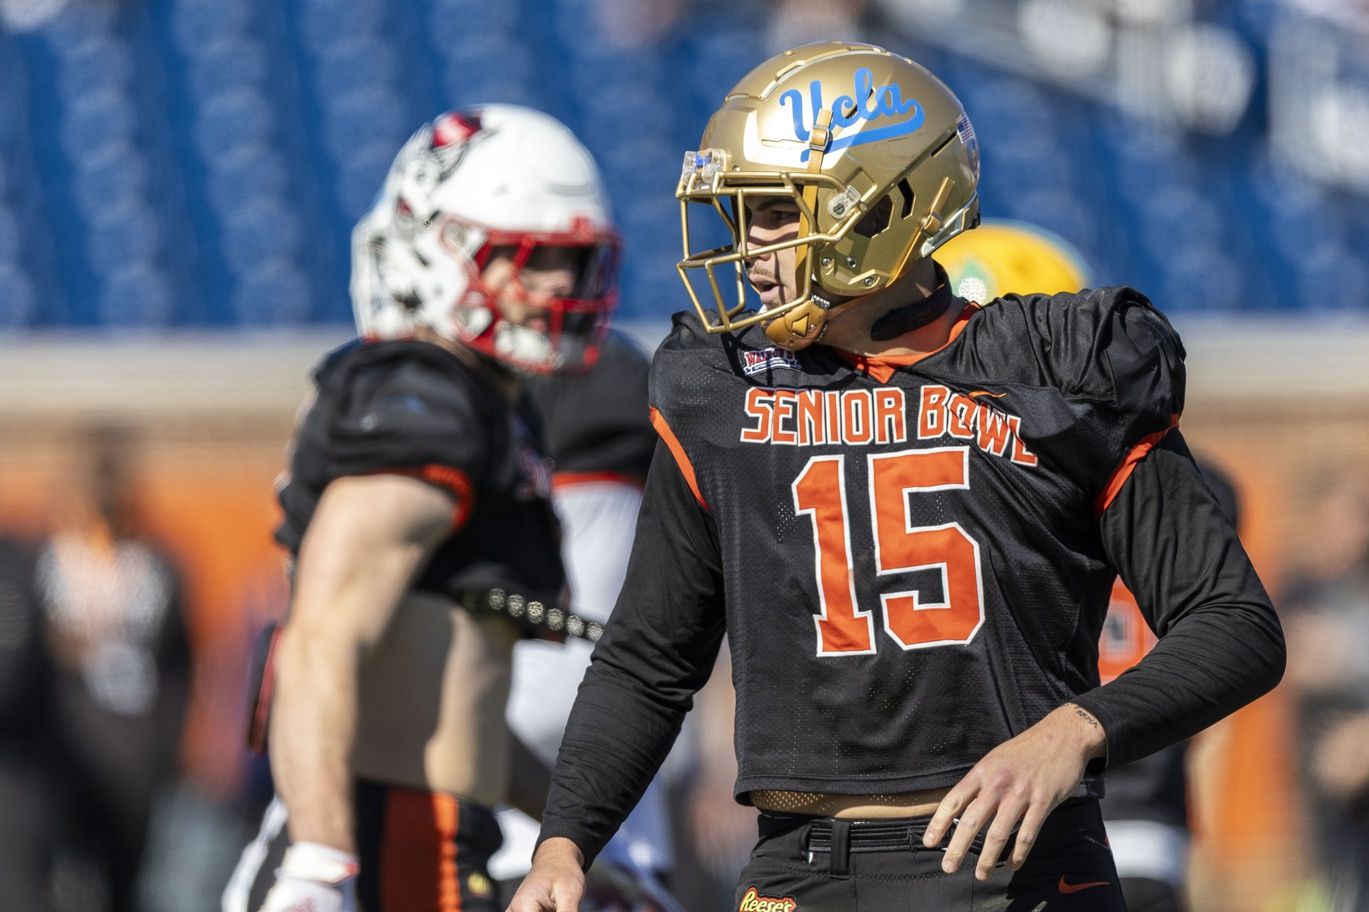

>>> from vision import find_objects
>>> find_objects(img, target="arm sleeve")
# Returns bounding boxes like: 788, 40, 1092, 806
536, 440, 727, 866
1073, 430, 1285, 768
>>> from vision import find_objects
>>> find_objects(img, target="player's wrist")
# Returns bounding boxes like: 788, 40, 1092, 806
1061, 703, 1107, 762
279, 841, 361, 885
534, 836, 587, 870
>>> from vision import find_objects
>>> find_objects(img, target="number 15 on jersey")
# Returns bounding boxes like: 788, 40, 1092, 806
792, 446, 986, 657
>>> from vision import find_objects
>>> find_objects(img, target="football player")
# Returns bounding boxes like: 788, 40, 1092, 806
38, 426, 191, 912
510, 42, 1284, 912
222, 105, 618, 912
491, 329, 680, 909
940, 220, 1242, 912
0, 533, 57, 912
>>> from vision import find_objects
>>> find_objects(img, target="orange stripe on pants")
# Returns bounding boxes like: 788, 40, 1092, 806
380, 788, 462, 911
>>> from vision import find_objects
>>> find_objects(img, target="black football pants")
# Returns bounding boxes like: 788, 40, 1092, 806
1119, 877, 1183, 912
735, 798, 1127, 912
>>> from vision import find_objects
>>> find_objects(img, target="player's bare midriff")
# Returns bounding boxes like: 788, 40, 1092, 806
749, 787, 953, 819
351, 590, 520, 808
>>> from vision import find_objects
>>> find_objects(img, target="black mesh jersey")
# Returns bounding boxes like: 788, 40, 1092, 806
526, 331, 654, 481
543, 287, 1283, 864
276, 339, 566, 611
647, 288, 1183, 798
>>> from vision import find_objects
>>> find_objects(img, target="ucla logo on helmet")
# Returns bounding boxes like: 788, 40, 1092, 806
779, 66, 925, 160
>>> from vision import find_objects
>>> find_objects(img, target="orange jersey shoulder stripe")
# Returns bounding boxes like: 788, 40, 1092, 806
649, 406, 708, 509
1094, 418, 1179, 516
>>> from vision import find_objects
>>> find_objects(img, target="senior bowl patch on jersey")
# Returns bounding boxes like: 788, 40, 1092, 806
739, 886, 798, 912
741, 346, 802, 377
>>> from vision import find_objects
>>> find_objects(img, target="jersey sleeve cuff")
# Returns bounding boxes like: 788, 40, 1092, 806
1068, 689, 1121, 771
534, 823, 602, 871
361, 465, 475, 528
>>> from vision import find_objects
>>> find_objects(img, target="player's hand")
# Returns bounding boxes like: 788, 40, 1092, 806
506, 837, 586, 912
257, 842, 359, 912
921, 703, 1106, 881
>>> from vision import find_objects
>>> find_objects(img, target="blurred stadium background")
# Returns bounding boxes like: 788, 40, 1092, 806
1, 0, 1367, 910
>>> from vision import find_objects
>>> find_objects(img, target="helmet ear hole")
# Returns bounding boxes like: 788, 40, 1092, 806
852, 194, 894, 239
896, 179, 915, 220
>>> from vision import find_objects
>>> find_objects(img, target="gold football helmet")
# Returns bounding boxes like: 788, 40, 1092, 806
935, 219, 1090, 303
676, 41, 980, 349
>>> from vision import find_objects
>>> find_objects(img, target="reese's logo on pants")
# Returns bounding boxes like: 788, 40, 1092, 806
739, 885, 798, 912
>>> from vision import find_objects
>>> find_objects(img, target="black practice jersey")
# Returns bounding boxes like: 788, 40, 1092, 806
541, 287, 1283, 864
643, 287, 1189, 800
276, 339, 566, 612
527, 331, 655, 482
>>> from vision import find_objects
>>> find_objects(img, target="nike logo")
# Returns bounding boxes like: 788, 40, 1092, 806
1058, 876, 1111, 895
967, 389, 1006, 399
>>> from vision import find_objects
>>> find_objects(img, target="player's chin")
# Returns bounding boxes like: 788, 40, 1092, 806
756, 285, 786, 309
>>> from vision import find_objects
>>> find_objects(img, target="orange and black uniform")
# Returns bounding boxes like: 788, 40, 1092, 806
526, 330, 656, 487
276, 339, 565, 612
538, 286, 1284, 911
241, 784, 505, 912
243, 338, 567, 912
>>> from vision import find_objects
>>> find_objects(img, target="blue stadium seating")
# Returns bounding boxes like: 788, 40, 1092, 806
0, 0, 1365, 331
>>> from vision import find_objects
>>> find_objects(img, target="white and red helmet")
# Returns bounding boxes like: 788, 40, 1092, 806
351, 104, 619, 373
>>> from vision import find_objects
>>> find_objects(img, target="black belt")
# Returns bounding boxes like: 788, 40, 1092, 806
805, 818, 934, 854
759, 812, 1021, 877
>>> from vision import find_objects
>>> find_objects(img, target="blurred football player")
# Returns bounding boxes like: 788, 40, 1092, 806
941, 219, 1232, 912
1094, 466, 1238, 912
490, 329, 680, 910
221, 105, 618, 912
511, 42, 1284, 912
1281, 475, 1369, 911
38, 424, 192, 912
0, 533, 58, 911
